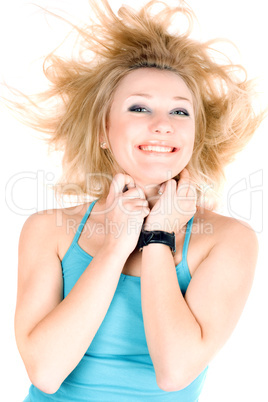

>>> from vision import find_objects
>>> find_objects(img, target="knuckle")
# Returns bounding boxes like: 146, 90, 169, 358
168, 179, 176, 188
137, 188, 145, 199
124, 187, 144, 199
124, 188, 137, 195
113, 173, 123, 181
165, 179, 174, 190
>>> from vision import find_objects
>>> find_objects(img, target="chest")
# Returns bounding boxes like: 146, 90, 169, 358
59, 215, 210, 278
75, 227, 190, 277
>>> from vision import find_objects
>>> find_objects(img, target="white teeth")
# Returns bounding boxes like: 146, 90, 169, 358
140, 145, 174, 152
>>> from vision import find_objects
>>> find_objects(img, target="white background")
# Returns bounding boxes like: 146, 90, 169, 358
1, 0, 267, 401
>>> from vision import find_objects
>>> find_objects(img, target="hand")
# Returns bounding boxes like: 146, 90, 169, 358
144, 168, 197, 233
103, 173, 150, 256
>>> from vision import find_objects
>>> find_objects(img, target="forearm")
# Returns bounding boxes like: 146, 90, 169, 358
25, 244, 127, 393
140, 243, 204, 391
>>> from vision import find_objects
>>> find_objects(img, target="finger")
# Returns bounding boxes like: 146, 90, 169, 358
162, 179, 177, 195
122, 186, 146, 199
177, 168, 191, 196
119, 199, 149, 216
123, 199, 149, 208
123, 181, 136, 193
109, 173, 136, 200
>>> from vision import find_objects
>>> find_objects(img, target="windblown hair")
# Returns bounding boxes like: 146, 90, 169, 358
8, 0, 264, 207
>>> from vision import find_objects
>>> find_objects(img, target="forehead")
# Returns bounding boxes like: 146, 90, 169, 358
113, 68, 193, 101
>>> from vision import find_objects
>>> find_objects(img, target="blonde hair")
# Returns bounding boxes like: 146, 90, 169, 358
6, 0, 264, 207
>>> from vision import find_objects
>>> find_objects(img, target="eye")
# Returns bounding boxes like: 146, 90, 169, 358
128, 105, 149, 113
171, 109, 190, 116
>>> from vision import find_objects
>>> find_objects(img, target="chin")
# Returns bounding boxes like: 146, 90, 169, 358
121, 163, 182, 186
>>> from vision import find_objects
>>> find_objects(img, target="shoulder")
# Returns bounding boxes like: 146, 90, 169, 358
195, 206, 258, 245
192, 207, 258, 271
19, 203, 92, 254
193, 207, 258, 276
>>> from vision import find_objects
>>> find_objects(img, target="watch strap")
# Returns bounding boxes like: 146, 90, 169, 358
138, 230, 176, 254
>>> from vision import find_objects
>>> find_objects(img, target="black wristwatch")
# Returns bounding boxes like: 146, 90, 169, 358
137, 230, 176, 254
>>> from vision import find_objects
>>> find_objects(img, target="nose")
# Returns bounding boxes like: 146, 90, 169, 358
149, 114, 174, 134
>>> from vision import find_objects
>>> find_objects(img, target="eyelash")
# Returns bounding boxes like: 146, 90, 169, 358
128, 105, 190, 116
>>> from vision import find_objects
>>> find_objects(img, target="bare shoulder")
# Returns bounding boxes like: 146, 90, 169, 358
187, 207, 258, 278
193, 206, 259, 273
20, 203, 92, 256
195, 206, 257, 242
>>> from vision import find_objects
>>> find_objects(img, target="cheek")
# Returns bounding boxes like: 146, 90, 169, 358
107, 121, 121, 145
107, 125, 128, 163
108, 120, 135, 150
180, 121, 195, 144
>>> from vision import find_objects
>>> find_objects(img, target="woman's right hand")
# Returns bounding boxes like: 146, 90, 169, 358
103, 173, 150, 256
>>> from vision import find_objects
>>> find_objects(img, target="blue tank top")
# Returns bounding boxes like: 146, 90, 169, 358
25, 199, 208, 401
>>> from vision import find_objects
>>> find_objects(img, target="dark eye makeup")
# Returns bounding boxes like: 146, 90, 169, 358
128, 105, 149, 113
171, 109, 190, 116
128, 105, 190, 116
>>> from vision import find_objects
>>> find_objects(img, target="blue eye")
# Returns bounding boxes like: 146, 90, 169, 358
128, 105, 189, 116
171, 109, 190, 116
128, 105, 149, 113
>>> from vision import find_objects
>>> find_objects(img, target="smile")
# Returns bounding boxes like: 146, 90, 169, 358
139, 145, 174, 152
137, 144, 178, 154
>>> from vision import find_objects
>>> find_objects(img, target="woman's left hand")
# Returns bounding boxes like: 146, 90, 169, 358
143, 168, 197, 233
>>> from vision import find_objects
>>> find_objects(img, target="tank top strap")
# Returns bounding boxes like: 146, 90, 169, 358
72, 199, 99, 244
181, 215, 194, 263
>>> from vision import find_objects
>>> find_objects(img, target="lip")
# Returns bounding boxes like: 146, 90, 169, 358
135, 142, 180, 154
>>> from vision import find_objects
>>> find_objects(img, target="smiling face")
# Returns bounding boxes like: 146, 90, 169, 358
105, 68, 195, 186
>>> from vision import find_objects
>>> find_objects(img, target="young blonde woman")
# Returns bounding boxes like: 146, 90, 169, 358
14, 1, 263, 400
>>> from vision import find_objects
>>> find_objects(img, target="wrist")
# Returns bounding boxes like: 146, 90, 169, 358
142, 242, 174, 255
138, 229, 176, 255
100, 240, 130, 262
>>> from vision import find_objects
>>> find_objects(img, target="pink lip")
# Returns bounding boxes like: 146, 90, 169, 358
135, 143, 179, 153
136, 140, 176, 146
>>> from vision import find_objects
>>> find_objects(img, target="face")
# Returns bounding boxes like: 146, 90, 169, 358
105, 68, 195, 186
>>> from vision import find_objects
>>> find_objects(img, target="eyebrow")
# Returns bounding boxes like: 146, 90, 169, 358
127, 93, 192, 103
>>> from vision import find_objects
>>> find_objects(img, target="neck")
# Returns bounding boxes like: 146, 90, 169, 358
135, 182, 162, 209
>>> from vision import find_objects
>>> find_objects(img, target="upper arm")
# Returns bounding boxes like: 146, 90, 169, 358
185, 218, 258, 358
15, 211, 63, 355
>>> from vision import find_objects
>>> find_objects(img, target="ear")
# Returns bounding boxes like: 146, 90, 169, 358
99, 133, 108, 149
